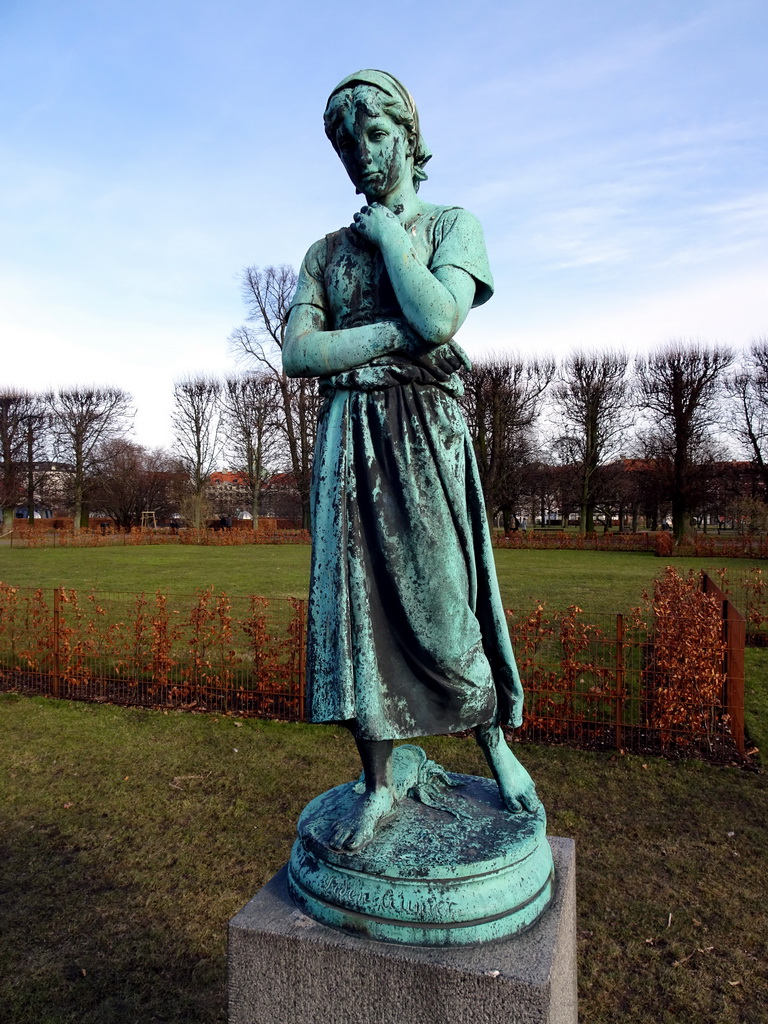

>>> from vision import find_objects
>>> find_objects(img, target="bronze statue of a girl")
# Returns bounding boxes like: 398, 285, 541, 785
283, 70, 540, 852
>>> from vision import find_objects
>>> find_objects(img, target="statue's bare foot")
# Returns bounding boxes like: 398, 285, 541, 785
494, 751, 541, 814
475, 724, 542, 815
329, 787, 395, 851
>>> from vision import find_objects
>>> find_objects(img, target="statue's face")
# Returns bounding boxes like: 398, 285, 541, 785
334, 91, 412, 200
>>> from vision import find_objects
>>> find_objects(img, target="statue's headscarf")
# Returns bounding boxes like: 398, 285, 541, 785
324, 69, 432, 190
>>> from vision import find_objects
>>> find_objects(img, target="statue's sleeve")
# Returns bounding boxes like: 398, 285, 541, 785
429, 208, 494, 308
289, 239, 328, 314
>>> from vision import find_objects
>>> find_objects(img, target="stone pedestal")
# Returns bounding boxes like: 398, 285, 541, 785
228, 837, 577, 1024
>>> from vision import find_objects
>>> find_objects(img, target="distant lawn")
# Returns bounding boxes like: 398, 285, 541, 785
1, 694, 765, 1024
0, 545, 313, 599
492, 549, 766, 614
0, 544, 763, 614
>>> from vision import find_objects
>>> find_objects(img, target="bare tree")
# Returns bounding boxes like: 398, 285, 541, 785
523, 459, 570, 529
460, 353, 554, 529
49, 386, 133, 531
229, 265, 319, 529
171, 374, 222, 529
0, 390, 41, 529
729, 337, 768, 493
21, 395, 53, 522
636, 340, 733, 542
89, 440, 186, 530
221, 372, 281, 528
551, 350, 630, 534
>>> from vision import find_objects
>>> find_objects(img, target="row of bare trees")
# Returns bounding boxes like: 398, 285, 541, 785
170, 372, 287, 530
0, 386, 137, 532
1, 267, 308, 532
0, 374, 289, 533
228, 265, 766, 543
460, 341, 766, 542
4, 262, 761, 540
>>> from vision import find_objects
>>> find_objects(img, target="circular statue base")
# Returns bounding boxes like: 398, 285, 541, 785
288, 766, 554, 947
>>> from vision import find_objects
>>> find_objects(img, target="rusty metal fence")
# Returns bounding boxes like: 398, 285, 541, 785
700, 566, 768, 647
0, 572, 745, 761
4, 525, 310, 548
508, 576, 744, 759
0, 586, 305, 719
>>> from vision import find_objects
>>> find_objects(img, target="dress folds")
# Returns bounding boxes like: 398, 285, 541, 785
291, 206, 524, 740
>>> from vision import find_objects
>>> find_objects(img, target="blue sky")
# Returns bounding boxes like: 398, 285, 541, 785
1, 0, 766, 449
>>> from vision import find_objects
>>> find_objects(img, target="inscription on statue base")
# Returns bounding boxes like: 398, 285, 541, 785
288, 772, 555, 946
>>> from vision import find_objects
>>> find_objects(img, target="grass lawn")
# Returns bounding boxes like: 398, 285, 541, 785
744, 648, 768, 755
1, 694, 765, 1024
0, 544, 763, 613
0, 545, 313, 599
492, 549, 765, 614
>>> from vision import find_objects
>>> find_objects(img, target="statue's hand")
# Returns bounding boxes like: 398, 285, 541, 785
389, 317, 425, 354
352, 203, 405, 249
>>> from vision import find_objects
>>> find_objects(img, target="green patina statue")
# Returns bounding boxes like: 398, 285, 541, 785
282, 71, 552, 944
283, 69, 540, 850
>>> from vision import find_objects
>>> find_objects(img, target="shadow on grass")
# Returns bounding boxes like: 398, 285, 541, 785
0, 821, 224, 1024
2, 696, 767, 1024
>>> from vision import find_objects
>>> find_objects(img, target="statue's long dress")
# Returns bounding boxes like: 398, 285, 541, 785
291, 206, 524, 740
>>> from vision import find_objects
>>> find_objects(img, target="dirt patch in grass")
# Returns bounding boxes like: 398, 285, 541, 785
1, 695, 766, 1023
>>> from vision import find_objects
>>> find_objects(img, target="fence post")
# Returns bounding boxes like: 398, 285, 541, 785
614, 613, 624, 751
702, 573, 746, 757
724, 599, 746, 757
52, 588, 61, 698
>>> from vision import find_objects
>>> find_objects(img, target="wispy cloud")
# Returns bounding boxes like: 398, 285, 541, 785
483, 15, 721, 98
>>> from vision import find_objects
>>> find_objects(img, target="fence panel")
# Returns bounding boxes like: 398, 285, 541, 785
0, 587, 306, 721
6, 523, 310, 548
509, 589, 742, 760
0, 577, 745, 761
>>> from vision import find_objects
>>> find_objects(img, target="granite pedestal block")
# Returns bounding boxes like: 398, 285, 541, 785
228, 837, 577, 1024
